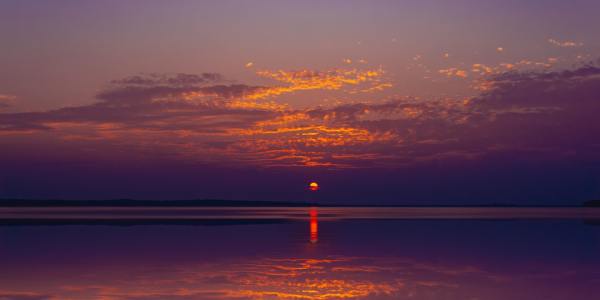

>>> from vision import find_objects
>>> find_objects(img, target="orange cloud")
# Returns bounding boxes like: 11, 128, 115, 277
248, 67, 386, 99
439, 68, 468, 78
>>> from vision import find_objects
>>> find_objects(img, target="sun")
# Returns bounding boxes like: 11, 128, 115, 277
308, 181, 319, 192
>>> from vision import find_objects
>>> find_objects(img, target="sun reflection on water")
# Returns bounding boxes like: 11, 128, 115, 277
310, 208, 318, 244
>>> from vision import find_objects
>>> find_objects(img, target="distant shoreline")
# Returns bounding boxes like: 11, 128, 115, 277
0, 199, 596, 207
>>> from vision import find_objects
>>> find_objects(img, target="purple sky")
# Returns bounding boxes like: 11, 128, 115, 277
1, 0, 600, 204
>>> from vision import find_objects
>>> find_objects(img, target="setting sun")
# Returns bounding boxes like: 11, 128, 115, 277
309, 181, 319, 192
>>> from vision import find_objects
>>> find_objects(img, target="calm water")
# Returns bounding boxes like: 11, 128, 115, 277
1, 207, 600, 300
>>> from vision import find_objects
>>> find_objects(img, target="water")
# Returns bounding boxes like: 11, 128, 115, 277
1, 207, 599, 299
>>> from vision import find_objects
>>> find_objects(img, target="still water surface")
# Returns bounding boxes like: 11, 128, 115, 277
1, 207, 599, 299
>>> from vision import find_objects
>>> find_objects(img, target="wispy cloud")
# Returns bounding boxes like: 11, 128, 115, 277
438, 68, 468, 78
548, 38, 583, 47
248, 67, 389, 100
0, 290, 54, 300
0, 94, 16, 110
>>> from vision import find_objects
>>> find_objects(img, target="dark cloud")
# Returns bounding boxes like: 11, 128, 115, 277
114, 293, 233, 300
0, 292, 53, 300
109, 73, 223, 87
0, 73, 275, 133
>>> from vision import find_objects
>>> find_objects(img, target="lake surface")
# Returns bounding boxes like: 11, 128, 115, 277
1, 207, 599, 299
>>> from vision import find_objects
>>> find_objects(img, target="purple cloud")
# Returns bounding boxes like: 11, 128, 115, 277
0, 94, 16, 110
0, 65, 599, 170
0, 74, 274, 133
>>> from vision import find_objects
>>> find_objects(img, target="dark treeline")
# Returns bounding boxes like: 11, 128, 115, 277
0, 199, 594, 207
0, 199, 317, 207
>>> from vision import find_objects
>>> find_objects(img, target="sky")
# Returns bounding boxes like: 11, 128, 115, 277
1, 0, 600, 204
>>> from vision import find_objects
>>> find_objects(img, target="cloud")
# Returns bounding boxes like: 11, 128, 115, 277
437, 59, 557, 83
0, 73, 275, 133
0, 291, 53, 300
299, 65, 600, 166
109, 73, 223, 86
438, 68, 468, 78
249, 67, 389, 99
548, 38, 583, 48
0, 94, 16, 110
1, 65, 599, 169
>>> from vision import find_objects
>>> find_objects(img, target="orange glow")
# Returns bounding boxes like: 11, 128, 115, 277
438, 68, 468, 78
246, 67, 386, 100
310, 208, 318, 243
309, 181, 319, 191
